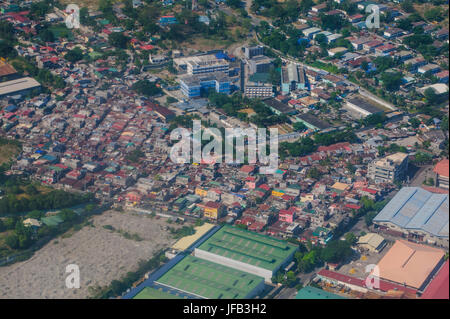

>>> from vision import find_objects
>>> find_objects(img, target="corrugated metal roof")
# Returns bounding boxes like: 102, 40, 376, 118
374, 187, 449, 238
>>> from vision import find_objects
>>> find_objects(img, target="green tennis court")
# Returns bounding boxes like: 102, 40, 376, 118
133, 287, 182, 299
156, 255, 265, 299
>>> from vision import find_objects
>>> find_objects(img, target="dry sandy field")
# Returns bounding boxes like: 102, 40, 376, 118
0, 210, 178, 299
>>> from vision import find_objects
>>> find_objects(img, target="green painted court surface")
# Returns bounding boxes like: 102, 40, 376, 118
41, 215, 63, 227
133, 287, 182, 299
196, 225, 297, 271
155, 255, 264, 299
295, 286, 346, 299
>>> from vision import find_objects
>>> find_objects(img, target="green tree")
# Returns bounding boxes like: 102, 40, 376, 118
424, 87, 439, 105
108, 32, 130, 49
381, 72, 403, 91
401, 0, 415, 13
25, 184, 39, 196
39, 29, 55, 42
110, 279, 126, 296
307, 167, 322, 180
424, 7, 444, 22
131, 80, 162, 97
409, 117, 421, 128
5, 234, 19, 249
321, 240, 353, 264
293, 122, 307, 132
64, 47, 84, 63
345, 232, 357, 246
364, 211, 377, 227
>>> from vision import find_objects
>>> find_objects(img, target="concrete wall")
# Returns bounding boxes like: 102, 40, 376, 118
194, 248, 274, 282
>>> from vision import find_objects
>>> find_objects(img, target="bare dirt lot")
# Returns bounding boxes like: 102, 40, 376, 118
59, 0, 101, 10
0, 210, 178, 299
0, 144, 19, 166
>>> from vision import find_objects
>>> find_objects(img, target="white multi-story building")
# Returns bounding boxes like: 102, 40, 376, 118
368, 152, 409, 184
244, 83, 274, 98
174, 54, 229, 75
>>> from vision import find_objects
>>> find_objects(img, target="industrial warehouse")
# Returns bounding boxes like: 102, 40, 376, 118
373, 187, 449, 248
374, 240, 446, 292
0, 77, 41, 98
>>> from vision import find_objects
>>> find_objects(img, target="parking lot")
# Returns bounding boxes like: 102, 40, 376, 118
337, 239, 394, 280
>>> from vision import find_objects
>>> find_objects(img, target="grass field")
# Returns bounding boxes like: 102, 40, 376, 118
49, 25, 74, 40
0, 144, 19, 166
185, 37, 235, 52
414, 3, 449, 27
59, 0, 101, 10
133, 287, 182, 299
59, 0, 125, 10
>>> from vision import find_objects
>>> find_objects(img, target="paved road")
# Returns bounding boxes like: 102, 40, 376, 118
274, 287, 297, 299
273, 268, 321, 299
409, 164, 434, 187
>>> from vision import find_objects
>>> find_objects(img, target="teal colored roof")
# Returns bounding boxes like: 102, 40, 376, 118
296, 286, 346, 299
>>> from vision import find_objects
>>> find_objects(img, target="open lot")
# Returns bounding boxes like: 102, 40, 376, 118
0, 144, 19, 166
338, 240, 394, 280
0, 210, 179, 299
59, 0, 101, 10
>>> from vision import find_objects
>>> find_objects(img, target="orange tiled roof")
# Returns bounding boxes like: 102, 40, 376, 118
375, 240, 445, 289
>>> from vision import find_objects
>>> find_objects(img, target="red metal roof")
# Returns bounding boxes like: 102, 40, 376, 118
318, 269, 365, 287
433, 159, 449, 178
421, 186, 449, 194
319, 269, 417, 295
361, 187, 378, 195
345, 203, 361, 210
140, 45, 154, 50
421, 260, 449, 299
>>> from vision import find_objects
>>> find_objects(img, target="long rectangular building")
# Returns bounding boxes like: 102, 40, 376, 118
194, 225, 298, 282
174, 54, 229, 75
281, 63, 307, 94
180, 72, 231, 98
373, 187, 449, 247
0, 77, 41, 98
344, 96, 384, 119
244, 83, 274, 98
